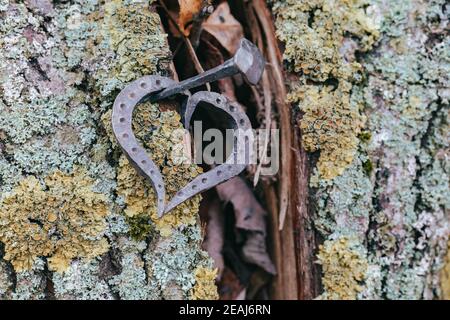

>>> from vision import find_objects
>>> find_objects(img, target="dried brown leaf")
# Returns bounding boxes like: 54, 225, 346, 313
218, 267, 245, 300
216, 177, 276, 275
235, 288, 247, 300
202, 2, 244, 54
178, 0, 203, 36
242, 232, 276, 275
216, 177, 266, 233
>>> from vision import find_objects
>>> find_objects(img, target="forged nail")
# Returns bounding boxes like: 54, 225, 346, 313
149, 38, 265, 103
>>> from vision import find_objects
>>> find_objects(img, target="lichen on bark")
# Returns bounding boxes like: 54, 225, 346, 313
0, 168, 109, 273
274, 0, 379, 180
273, 0, 449, 299
0, 0, 214, 300
317, 237, 368, 300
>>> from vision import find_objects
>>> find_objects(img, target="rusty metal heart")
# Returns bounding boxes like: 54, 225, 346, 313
112, 76, 252, 217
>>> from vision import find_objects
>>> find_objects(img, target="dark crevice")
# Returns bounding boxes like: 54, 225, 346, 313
98, 243, 122, 300
306, 77, 339, 91
98, 250, 122, 280
307, 9, 315, 28
40, 16, 51, 34
28, 218, 44, 228
43, 261, 56, 300
28, 57, 50, 81
411, 99, 445, 216
74, 70, 91, 93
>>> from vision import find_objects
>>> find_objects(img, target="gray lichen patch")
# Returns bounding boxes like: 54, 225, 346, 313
362, 0, 449, 299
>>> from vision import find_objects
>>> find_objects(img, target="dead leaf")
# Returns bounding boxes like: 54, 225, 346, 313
216, 177, 266, 233
202, 2, 244, 54
218, 267, 246, 300
235, 288, 247, 300
216, 177, 276, 275
178, 0, 203, 36
242, 232, 276, 275
247, 269, 271, 299
202, 198, 225, 279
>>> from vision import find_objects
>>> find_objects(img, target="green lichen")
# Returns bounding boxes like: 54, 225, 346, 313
311, 153, 373, 239
145, 227, 214, 299
11, 258, 46, 300
0, 259, 12, 298
274, 0, 449, 300
362, 159, 373, 176
190, 267, 219, 300
0, 3, 99, 179
94, 0, 171, 99
0, 0, 213, 299
109, 238, 152, 300
358, 131, 372, 143
0, 168, 110, 273
317, 237, 368, 300
275, 0, 379, 180
362, 0, 449, 299
126, 214, 154, 241
52, 259, 114, 300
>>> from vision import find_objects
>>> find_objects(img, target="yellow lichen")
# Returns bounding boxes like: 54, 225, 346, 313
317, 237, 368, 300
275, 0, 379, 179
440, 240, 450, 300
101, 0, 171, 82
190, 267, 219, 300
0, 168, 109, 273
96, 0, 201, 238
289, 83, 365, 179
110, 102, 202, 237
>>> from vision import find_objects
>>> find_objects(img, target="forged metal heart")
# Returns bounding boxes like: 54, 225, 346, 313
164, 91, 252, 214
112, 76, 252, 217
111, 75, 189, 217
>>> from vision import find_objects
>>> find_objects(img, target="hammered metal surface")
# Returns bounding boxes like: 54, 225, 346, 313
112, 75, 188, 217
149, 39, 265, 102
164, 91, 252, 214
112, 39, 263, 217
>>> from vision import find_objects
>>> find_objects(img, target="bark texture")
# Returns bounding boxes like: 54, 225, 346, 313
273, 0, 449, 299
0, 0, 216, 300
0, 0, 448, 300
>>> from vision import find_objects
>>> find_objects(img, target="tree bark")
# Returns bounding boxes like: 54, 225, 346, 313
0, 0, 215, 300
0, 0, 448, 300
271, 0, 449, 299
